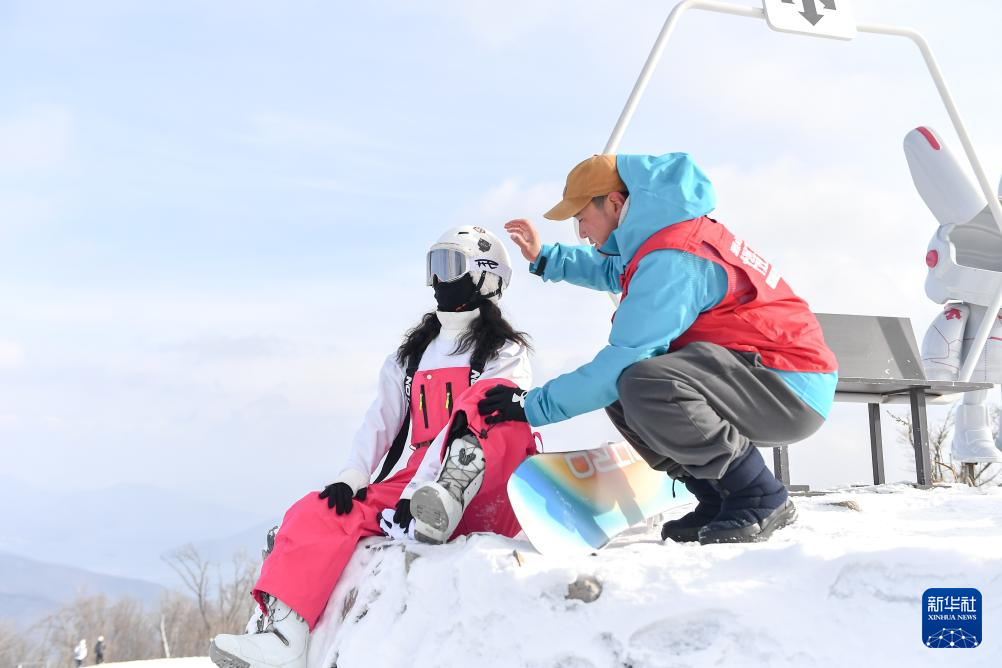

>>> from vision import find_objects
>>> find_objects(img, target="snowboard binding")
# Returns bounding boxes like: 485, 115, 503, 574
411, 412, 486, 544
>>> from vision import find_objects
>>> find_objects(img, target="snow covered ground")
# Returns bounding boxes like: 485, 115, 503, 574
309, 484, 1002, 667
101, 659, 213, 668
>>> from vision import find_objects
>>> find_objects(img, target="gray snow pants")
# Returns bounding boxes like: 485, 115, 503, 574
605, 341, 825, 481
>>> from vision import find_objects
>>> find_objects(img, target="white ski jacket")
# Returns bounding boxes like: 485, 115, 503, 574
333, 309, 532, 498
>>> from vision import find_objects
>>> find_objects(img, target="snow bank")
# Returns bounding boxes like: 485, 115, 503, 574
99, 659, 213, 668
311, 484, 1002, 667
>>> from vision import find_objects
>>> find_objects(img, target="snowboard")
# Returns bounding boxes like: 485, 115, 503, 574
507, 441, 695, 555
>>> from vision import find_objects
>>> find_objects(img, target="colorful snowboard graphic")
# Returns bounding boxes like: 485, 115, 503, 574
507, 441, 695, 555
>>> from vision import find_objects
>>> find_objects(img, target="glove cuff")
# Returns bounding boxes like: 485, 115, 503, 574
332, 468, 369, 495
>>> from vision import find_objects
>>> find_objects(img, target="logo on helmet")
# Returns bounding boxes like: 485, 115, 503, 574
478, 238, 492, 252
475, 259, 499, 269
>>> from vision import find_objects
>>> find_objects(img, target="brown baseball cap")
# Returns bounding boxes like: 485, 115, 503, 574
543, 154, 626, 221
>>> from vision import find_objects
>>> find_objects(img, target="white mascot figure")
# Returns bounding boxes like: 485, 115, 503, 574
904, 126, 1002, 463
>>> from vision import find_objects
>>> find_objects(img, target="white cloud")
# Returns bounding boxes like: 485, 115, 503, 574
0, 106, 73, 238
0, 340, 26, 368
0, 105, 74, 172
457, 177, 564, 227
0, 192, 59, 238
162, 335, 300, 362
239, 113, 371, 152
395, 0, 659, 53
709, 156, 934, 318
682, 58, 916, 137
397, 0, 562, 48
0, 279, 414, 418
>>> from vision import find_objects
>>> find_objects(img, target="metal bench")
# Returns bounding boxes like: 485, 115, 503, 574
772, 313, 992, 488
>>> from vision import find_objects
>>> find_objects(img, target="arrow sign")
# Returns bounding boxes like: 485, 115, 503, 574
780, 0, 838, 24
800, 0, 823, 25
763, 0, 856, 40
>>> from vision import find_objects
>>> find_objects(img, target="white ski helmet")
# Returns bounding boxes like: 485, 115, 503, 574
426, 226, 512, 302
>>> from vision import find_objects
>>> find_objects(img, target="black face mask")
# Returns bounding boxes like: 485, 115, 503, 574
433, 274, 484, 312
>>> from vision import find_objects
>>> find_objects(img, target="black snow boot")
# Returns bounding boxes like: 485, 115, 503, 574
661, 477, 722, 543
697, 446, 795, 545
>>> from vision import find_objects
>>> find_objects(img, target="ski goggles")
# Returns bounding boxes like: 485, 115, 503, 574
426, 248, 510, 286
426, 248, 470, 285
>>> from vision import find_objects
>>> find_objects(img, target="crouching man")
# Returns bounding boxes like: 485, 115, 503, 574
480, 153, 837, 544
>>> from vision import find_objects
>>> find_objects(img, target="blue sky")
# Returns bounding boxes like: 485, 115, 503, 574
3, 0, 1002, 510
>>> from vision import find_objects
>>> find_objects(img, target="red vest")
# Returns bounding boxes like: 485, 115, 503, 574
409, 366, 472, 443
620, 216, 837, 373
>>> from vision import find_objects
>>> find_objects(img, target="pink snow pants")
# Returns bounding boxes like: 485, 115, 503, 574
253, 379, 537, 630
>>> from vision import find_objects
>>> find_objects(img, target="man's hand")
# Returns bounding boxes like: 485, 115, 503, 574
504, 219, 542, 263
478, 385, 528, 424
319, 482, 368, 515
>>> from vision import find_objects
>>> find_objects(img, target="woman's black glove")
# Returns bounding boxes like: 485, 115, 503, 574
393, 499, 413, 526
478, 385, 528, 424
318, 483, 368, 515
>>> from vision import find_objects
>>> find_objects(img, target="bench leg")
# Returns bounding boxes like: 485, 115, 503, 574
773, 446, 791, 486
867, 403, 885, 485
909, 387, 933, 487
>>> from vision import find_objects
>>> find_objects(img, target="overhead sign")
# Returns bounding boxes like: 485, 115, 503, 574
763, 0, 857, 41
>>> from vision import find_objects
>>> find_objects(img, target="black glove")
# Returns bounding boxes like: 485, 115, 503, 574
318, 483, 368, 515
478, 385, 528, 424
393, 499, 413, 526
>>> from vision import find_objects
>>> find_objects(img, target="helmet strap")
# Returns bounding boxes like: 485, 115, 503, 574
479, 274, 503, 300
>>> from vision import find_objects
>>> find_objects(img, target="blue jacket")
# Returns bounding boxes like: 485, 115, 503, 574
524, 153, 836, 427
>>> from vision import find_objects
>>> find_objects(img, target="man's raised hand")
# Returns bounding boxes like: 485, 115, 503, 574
504, 219, 542, 263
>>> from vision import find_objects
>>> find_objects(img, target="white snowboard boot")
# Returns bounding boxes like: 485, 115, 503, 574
210, 596, 308, 668
952, 403, 1002, 463
411, 432, 486, 544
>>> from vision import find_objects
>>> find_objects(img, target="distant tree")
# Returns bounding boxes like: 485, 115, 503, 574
0, 619, 45, 668
42, 593, 160, 666
157, 590, 213, 657
889, 405, 1002, 486
162, 545, 259, 651
13, 546, 260, 667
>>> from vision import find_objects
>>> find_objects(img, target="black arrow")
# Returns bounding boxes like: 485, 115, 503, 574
800, 0, 824, 25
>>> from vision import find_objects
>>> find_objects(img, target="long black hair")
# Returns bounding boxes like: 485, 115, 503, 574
395, 299, 532, 368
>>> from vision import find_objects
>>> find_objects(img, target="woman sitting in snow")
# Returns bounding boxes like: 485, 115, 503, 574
210, 226, 537, 668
